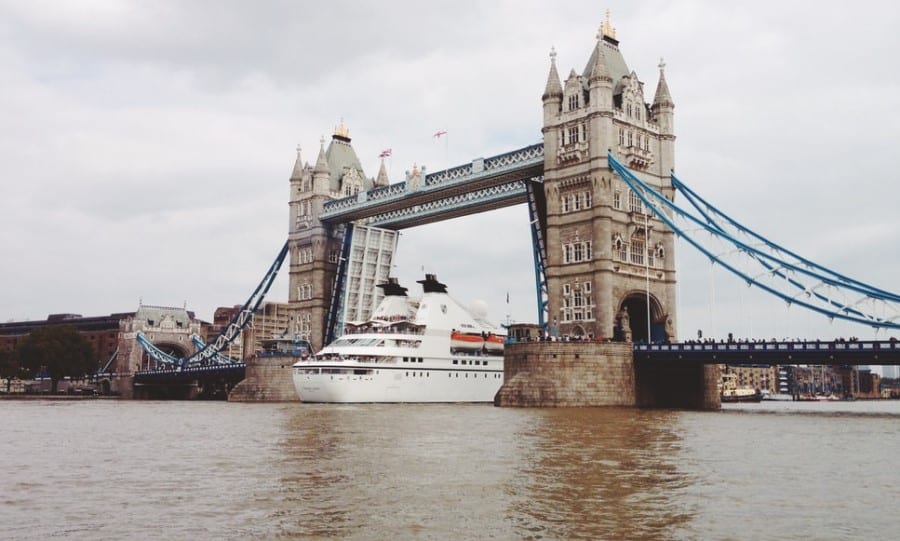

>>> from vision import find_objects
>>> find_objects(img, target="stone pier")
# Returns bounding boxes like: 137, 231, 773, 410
495, 341, 720, 409
228, 356, 299, 402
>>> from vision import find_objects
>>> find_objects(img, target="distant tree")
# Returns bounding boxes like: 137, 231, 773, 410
0, 349, 21, 392
16, 325, 96, 393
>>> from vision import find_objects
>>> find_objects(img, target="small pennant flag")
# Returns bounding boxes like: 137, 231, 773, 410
433, 130, 447, 138
379, 148, 392, 158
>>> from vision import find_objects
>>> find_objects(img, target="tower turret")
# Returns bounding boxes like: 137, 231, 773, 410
651, 58, 675, 177
542, 48, 563, 163
651, 58, 674, 131
288, 144, 310, 234
542, 47, 563, 120
588, 36, 614, 111
312, 137, 330, 195
290, 144, 304, 181
375, 158, 389, 188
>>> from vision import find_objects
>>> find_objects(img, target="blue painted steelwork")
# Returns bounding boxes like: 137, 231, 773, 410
96, 348, 118, 375
672, 174, 900, 303
525, 178, 549, 331
136, 332, 181, 367
635, 339, 900, 365
324, 224, 354, 345
608, 153, 900, 329
320, 143, 544, 223
367, 179, 529, 228
191, 334, 240, 364
136, 241, 290, 370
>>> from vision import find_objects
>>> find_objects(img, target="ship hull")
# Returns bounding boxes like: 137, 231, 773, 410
293, 359, 503, 403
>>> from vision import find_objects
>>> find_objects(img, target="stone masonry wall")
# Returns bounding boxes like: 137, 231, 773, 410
228, 356, 299, 402
495, 342, 636, 407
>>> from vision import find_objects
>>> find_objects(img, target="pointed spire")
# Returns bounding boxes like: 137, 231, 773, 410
375, 158, 389, 187
652, 57, 674, 107
589, 36, 612, 83
600, 9, 616, 41
290, 144, 304, 179
542, 47, 563, 100
314, 136, 329, 174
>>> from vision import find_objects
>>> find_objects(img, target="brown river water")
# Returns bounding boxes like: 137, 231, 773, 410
2, 399, 899, 540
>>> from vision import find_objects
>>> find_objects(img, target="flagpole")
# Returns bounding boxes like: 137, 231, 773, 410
505, 290, 511, 327
433, 130, 448, 170
379, 148, 393, 181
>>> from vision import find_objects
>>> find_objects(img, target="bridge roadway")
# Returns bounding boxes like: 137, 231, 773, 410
133, 364, 246, 399
318, 143, 544, 229
634, 340, 900, 365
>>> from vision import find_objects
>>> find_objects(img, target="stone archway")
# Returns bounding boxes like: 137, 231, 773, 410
616, 292, 666, 344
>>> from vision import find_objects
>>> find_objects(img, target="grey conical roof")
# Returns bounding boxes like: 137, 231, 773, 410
543, 48, 563, 100
313, 139, 329, 175
582, 36, 630, 94
375, 158, 389, 187
290, 145, 304, 179
325, 135, 369, 192
589, 39, 612, 83
652, 63, 674, 107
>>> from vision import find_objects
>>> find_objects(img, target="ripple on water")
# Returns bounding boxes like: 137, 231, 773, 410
2, 400, 899, 540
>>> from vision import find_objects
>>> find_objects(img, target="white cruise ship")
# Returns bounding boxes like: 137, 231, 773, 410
292, 274, 505, 403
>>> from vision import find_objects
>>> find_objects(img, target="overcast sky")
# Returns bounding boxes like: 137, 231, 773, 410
2, 1, 899, 342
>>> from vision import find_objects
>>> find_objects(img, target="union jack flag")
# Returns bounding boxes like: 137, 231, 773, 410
379, 148, 392, 158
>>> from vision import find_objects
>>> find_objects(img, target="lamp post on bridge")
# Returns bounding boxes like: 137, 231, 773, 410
645, 206, 651, 343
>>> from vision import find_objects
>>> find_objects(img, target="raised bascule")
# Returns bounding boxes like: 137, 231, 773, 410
133, 15, 900, 407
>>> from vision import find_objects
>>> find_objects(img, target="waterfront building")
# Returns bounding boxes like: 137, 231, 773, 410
0, 305, 207, 376
723, 364, 779, 394
0, 312, 127, 373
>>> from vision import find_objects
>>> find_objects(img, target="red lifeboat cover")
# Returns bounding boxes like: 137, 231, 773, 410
450, 332, 484, 350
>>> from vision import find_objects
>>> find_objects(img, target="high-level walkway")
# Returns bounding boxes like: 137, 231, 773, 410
319, 143, 544, 228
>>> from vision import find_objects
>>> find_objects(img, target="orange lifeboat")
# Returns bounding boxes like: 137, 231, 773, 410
450, 331, 484, 351
484, 334, 505, 354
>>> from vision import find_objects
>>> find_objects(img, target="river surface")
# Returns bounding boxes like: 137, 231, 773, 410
2, 399, 899, 540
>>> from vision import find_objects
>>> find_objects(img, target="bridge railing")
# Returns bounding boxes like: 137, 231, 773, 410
134, 363, 246, 378
634, 340, 900, 354
321, 143, 544, 218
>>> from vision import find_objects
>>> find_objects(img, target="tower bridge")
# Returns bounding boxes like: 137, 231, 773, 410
131, 15, 900, 408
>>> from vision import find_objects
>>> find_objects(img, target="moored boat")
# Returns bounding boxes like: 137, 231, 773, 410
720, 373, 762, 403
760, 390, 793, 401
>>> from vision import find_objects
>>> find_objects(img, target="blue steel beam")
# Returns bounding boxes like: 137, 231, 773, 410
608, 152, 900, 330
320, 143, 544, 227
324, 224, 354, 344
368, 179, 533, 229
136, 241, 290, 370
525, 178, 549, 331
191, 334, 240, 365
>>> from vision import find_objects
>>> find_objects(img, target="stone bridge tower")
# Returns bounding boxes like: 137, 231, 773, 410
287, 122, 390, 351
541, 16, 677, 343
